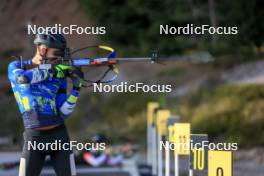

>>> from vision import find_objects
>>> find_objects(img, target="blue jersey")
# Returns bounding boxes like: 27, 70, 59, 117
8, 60, 79, 129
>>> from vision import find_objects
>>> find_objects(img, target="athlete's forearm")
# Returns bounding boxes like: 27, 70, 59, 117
8, 61, 50, 84
59, 89, 79, 118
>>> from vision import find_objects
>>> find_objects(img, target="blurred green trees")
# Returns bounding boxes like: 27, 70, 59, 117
80, 0, 263, 56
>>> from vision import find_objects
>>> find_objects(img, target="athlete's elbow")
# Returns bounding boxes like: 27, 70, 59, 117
8, 62, 26, 83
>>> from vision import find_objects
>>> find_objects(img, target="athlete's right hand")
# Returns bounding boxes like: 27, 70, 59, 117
52, 64, 73, 78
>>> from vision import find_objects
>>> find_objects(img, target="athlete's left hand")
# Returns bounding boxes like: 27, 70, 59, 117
70, 69, 84, 91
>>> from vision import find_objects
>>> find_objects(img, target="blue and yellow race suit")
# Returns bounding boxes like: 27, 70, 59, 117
8, 59, 79, 129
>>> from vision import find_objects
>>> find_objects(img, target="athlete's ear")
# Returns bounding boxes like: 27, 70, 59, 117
37, 45, 47, 56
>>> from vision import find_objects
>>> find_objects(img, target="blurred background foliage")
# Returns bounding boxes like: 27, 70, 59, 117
174, 85, 264, 147
80, 0, 264, 57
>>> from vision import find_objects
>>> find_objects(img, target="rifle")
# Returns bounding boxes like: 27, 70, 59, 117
19, 45, 158, 87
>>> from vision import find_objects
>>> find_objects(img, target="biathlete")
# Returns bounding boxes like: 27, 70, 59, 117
8, 31, 83, 176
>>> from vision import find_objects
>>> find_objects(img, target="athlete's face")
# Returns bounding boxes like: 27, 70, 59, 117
34, 45, 63, 65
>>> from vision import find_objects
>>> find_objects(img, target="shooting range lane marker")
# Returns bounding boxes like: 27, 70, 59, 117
173, 123, 191, 176
165, 116, 179, 176
152, 107, 161, 176
152, 123, 158, 175
156, 110, 171, 176
173, 123, 191, 155
147, 102, 159, 166
152, 107, 164, 176
208, 150, 233, 176
189, 134, 209, 176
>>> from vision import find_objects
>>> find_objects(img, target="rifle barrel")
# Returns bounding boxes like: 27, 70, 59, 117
115, 57, 152, 61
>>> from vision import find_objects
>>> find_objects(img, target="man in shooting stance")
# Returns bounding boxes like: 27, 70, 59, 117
8, 31, 83, 176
